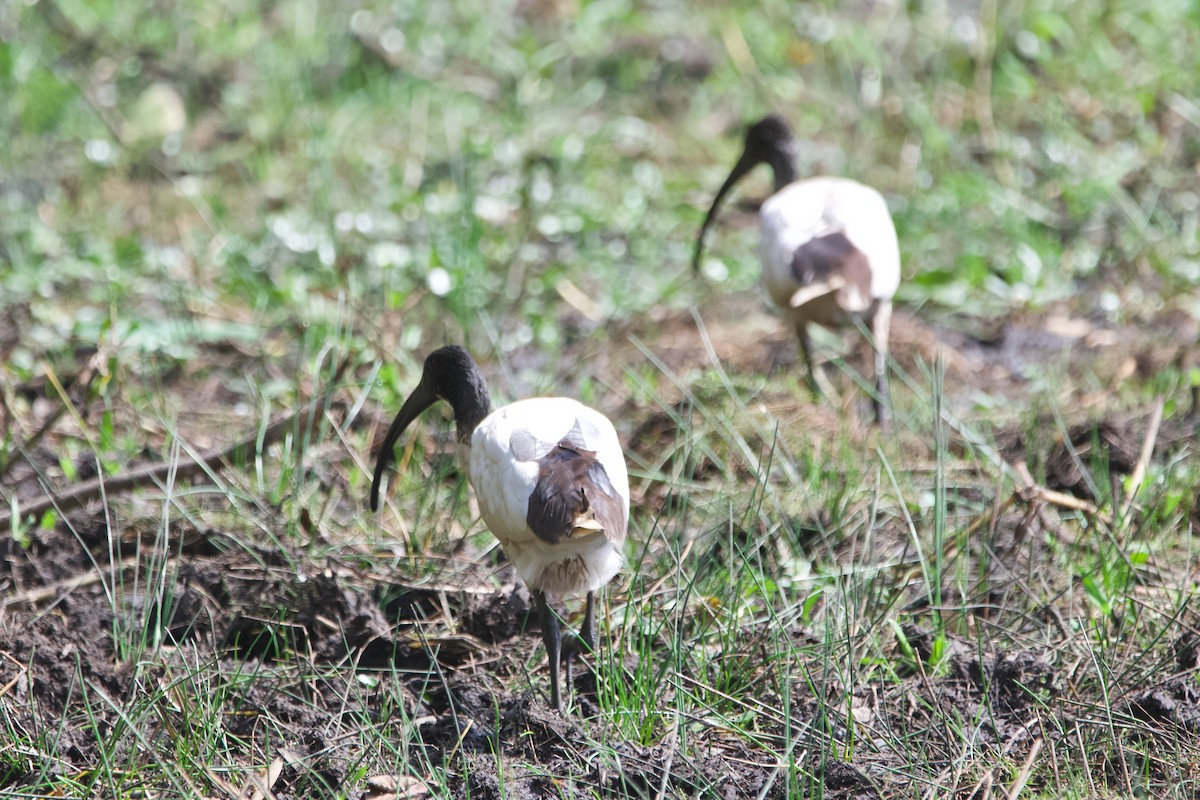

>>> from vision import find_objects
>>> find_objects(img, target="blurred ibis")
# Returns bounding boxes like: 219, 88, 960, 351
370, 346, 629, 711
693, 114, 900, 426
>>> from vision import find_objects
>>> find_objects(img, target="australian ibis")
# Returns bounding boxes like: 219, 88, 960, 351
693, 114, 901, 426
369, 346, 630, 711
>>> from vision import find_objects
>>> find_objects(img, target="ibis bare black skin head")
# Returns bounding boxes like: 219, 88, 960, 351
691, 113, 901, 427
370, 345, 630, 712
369, 345, 491, 513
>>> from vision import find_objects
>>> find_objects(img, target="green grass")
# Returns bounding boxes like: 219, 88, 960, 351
3, 0, 1200, 797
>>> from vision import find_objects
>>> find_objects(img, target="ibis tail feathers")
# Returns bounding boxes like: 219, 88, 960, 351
789, 277, 845, 309
572, 516, 605, 534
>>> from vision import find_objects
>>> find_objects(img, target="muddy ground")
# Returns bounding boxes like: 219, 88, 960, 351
2, 294, 1199, 798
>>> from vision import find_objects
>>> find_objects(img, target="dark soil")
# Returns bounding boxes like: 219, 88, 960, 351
0, 513, 787, 798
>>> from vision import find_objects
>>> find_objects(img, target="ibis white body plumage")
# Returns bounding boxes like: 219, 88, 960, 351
467, 397, 629, 597
370, 346, 629, 712
758, 178, 900, 319
694, 115, 900, 425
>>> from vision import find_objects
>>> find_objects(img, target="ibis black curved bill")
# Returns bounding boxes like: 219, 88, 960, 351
369, 380, 439, 511
692, 149, 759, 274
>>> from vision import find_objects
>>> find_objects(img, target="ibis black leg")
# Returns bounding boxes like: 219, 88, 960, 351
563, 592, 597, 703
870, 301, 893, 429
535, 590, 563, 712
796, 323, 821, 398
581, 591, 598, 652
564, 636, 574, 698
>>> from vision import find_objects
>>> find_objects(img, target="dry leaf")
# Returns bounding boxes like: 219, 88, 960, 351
364, 774, 432, 799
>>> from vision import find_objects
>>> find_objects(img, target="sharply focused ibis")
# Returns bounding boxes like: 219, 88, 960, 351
369, 346, 630, 711
693, 114, 901, 426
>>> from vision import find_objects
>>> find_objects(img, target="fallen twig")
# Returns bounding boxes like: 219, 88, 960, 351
1, 356, 351, 531
1006, 736, 1042, 799
1012, 460, 1113, 530
1, 398, 340, 531
1118, 397, 1164, 529
2, 555, 143, 609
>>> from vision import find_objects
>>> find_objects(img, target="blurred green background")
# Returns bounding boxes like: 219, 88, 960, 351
4, 0, 1198, 394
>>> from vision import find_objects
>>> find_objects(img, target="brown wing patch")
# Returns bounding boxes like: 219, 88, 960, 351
790, 232, 872, 300
526, 441, 625, 545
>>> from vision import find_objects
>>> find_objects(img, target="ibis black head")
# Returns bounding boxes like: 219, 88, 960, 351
693, 114, 799, 273
744, 113, 794, 145
369, 345, 492, 511
418, 346, 492, 421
